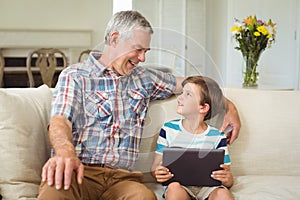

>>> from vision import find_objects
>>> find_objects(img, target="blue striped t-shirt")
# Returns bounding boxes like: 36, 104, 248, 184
155, 119, 231, 164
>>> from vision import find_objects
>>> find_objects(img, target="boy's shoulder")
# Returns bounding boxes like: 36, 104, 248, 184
206, 125, 224, 137
163, 119, 181, 125
163, 119, 181, 130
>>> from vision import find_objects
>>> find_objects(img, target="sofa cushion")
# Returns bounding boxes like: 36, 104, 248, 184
223, 88, 300, 177
231, 175, 300, 199
0, 85, 52, 200
134, 95, 180, 182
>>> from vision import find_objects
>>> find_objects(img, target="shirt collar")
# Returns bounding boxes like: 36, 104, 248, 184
87, 51, 106, 74
87, 51, 120, 77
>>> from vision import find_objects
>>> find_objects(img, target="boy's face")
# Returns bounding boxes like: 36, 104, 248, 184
111, 30, 151, 75
176, 83, 202, 117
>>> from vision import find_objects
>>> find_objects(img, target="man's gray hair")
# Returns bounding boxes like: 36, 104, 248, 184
104, 10, 153, 45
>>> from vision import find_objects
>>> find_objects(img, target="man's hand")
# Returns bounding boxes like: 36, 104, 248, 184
41, 155, 84, 190
44, 115, 84, 190
220, 99, 241, 145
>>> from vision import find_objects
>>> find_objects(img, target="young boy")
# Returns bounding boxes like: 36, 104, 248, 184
151, 76, 234, 200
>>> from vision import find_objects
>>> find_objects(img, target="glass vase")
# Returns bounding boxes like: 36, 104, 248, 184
242, 55, 259, 88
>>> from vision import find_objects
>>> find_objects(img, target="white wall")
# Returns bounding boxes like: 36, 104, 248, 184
0, 0, 112, 48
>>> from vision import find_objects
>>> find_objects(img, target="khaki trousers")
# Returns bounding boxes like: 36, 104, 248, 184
38, 165, 157, 200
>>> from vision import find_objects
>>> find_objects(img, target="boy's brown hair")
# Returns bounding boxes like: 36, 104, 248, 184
182, 76, 226, 121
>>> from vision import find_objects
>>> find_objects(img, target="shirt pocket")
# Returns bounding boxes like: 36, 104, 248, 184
84, 91, 112, 119
128, 88, 149, 119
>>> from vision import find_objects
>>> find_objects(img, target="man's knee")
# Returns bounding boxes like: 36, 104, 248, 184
38, 181, 81, 200
136, 184, 157, 200
102, 181, 157, 200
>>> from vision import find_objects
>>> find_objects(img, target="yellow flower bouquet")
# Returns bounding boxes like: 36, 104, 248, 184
231, 15, 276, 87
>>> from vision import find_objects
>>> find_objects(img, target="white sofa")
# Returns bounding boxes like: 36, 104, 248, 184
0, 85, 300, 200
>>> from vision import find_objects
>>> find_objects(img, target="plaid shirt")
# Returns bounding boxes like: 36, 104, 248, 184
51, 53, 176, 170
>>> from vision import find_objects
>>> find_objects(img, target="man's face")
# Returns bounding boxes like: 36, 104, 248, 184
111, 30, 151, 75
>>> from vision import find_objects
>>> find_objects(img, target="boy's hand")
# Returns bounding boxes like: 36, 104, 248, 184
211, 164, 233, 188
154, 165, 173, 183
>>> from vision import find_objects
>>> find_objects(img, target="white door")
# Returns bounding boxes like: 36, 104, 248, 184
226, 0, 298, 89
133, 0, 206, 77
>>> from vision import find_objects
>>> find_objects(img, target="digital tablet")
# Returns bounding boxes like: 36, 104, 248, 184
162, 148, 224, 186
